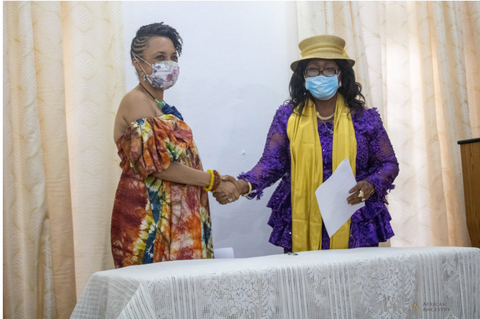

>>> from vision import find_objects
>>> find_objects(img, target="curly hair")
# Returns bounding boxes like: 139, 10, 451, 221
289, 59, 366, 116
130, 22, 183, 60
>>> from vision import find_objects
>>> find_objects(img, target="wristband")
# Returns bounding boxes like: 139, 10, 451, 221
203, 170, 215, 192
242, 181, 253, 197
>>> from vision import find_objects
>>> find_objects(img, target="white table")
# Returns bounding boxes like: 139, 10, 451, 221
71, 247, 480, 319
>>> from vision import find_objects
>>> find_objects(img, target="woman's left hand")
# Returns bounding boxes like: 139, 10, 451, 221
347, 180, 375, 205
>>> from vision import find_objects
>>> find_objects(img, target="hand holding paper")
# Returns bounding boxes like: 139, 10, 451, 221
315, 158, 364, 238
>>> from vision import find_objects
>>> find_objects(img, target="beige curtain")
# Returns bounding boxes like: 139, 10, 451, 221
3, 2, 125, 318
296, 1, 480, 247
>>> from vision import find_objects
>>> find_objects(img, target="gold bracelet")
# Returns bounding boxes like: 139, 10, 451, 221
203, 170, 215, 192
242, 181, 253, 197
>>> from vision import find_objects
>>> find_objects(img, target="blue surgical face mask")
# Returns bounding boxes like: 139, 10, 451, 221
305, 75, 340, 101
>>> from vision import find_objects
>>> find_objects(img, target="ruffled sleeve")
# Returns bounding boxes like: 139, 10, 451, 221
362, 108, 399, 201
119, 115, 193, 178
238, 103, 293, 199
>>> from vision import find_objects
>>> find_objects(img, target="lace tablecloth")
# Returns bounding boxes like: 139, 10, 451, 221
71, 247, 479, 319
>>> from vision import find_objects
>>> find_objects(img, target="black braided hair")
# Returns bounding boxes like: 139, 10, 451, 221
289, 59, 366, 116
130, 22, 183, 60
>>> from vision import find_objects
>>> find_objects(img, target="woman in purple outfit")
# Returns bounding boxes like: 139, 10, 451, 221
215, 35, 399, 253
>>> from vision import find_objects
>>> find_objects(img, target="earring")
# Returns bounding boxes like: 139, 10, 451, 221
142, 73, 147, 81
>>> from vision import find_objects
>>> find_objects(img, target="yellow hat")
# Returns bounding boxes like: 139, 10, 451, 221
290, 35, 355, 71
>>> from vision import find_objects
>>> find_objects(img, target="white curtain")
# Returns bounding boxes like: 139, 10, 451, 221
296, 1, 480, 247
3, 2, 125, 318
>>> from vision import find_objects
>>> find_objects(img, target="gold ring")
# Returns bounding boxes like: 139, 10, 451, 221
358, 190, 364, 198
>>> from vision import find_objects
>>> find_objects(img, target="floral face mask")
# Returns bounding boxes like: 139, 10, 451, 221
133, 53, 180, 89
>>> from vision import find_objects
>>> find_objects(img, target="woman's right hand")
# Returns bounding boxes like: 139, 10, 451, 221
213, 175, 242, 205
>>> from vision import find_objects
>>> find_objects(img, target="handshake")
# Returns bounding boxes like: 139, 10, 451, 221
212, 175, 249, 205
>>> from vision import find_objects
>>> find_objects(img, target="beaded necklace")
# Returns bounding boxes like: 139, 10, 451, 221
316, 112, 334, 134
139, 83, 184, 121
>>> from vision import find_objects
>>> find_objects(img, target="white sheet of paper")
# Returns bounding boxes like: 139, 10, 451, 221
315, 157, 365, 237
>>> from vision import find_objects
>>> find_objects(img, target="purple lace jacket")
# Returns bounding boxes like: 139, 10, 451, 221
238, 102, 399, 250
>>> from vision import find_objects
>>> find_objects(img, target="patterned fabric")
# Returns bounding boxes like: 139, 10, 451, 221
134, 56, 180, 90
112, 114, 214, 268
148, 60, 179, 89
238, 102, 399, 251
160, 101, 184, 121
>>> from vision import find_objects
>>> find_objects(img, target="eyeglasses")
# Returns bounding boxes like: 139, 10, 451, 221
305, 67, 339, 78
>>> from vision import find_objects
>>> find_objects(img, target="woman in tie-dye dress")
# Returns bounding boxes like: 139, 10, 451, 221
111, 23, 239, 268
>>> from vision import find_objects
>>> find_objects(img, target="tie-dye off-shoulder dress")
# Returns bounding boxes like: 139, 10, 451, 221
111, 114, 214, 268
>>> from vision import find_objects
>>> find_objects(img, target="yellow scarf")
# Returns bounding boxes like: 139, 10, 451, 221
287, 94, 357, 252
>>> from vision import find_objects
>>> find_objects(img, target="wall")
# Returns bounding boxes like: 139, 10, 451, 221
122, 1, 299, 257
